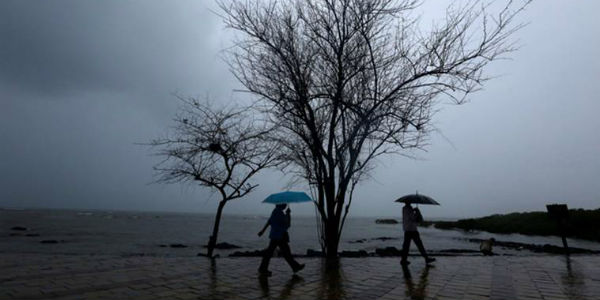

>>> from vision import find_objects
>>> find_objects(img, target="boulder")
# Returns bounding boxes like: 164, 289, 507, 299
229, 250, 264, 257
373, 237, 399, 241
375, 247, 402, 256
348, 239, 367, 244
375, 219, 398, 224
10, 226, 28, 231
339, 250, 369, 257
169, 243, 188, 248
197, 253, 220, 258
40, 240, 66, 244
306, 249, 324, 257
203, 242, 241, 249
438, 249, 480, 254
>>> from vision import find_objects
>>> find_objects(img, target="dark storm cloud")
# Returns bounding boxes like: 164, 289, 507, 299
0, 1, 227, 97
0, 0, 236, 213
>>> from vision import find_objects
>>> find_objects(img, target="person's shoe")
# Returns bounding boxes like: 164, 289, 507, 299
258, 269, 272, 276
293, 264, 305, 273
425, 257, 436, 264
400, 260, 410, 266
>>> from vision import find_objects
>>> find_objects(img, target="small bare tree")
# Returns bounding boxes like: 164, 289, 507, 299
151, 97, 279, 257
218, 0, 530, 260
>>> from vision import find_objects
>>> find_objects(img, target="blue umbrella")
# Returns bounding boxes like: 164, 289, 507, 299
263, 191, 312, 204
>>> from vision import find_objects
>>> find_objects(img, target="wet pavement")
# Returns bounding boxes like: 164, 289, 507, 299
1, 253, 599, 299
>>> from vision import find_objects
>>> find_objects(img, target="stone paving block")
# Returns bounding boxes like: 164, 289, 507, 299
463, 295, 489, 300
2, 254, 600, 300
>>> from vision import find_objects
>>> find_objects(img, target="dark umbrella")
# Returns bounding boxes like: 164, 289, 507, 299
394, 192, 440, 205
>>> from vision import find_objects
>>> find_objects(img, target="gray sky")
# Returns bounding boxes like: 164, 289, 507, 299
1, 1, 599, 219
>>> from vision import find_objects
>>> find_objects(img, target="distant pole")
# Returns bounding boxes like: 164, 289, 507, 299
546, 204, 570, 255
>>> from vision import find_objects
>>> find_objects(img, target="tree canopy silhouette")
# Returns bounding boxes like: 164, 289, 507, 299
215, 0, 530, 259
151, 98, 279, 257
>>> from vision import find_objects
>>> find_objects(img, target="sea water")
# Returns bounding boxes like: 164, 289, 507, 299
2, 209, 599, 257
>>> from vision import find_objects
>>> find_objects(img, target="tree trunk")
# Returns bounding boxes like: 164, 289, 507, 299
207, 200, 227, 258
324, 215, 340, 263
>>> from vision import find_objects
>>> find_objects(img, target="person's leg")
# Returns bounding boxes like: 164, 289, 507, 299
278, 241, 303, 271
401, 231, 413, 263
259, 239, 278, 272
413, 232, 435, 263
412, 232, 428, 258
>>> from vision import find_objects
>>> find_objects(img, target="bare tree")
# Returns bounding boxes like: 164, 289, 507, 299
218, 0, 529, 260
150, 97, 279, 258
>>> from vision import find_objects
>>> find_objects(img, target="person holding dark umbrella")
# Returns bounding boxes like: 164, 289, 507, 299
258, 192, 309, 276
395, 192, 438, 265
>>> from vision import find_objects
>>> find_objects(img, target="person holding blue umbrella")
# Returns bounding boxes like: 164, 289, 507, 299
257, 191, 309, 276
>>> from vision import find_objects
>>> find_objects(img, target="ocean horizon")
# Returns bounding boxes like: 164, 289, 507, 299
3, 208, 600, 258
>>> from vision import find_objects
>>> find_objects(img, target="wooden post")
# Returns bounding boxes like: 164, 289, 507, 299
546, 204, 569, 255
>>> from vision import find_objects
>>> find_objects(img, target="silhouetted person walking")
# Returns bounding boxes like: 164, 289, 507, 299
258, 204, 304, 276
401, 203, 435, 265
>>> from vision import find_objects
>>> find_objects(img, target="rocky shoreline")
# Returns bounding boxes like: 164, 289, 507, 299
8, 225, 599, 258
226, 247, 483, 258
227, 237, 600, 258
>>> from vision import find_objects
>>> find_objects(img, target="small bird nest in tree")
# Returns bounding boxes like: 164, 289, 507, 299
208, 143, 223, 153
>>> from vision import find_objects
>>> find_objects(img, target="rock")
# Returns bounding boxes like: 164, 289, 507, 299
122, 253, 147, 257
9, 233, 23, 237
348, 239, 367, 244
40, 240, 65, 244
25, 233, 40, 237
203, 242, 241, 249
229, 250, 264, 257
438, 249, 480, 254
339, 250, 369, 257
465, 238, 600, 255
372, 237, 399, 241
170, 244, 188, 248
159, 244, 167, 248
10, 226, 28, 231
197, 253, 220, 258
375, 219, 398, 224
375, 247, 402, 256
306, 249, 324, 257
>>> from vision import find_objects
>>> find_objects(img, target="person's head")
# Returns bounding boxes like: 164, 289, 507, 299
404, 202, 412, 207
276, 204, 287, 210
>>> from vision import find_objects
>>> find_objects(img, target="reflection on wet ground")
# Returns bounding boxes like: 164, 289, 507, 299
258, 259, 347, 300
561, 256, 587, 300
2, 253, 600, 299
317, 260, 347, 300
259, 274, 304, 299
401, 264, 430, 300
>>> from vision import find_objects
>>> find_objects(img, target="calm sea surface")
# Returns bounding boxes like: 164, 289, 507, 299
2, 209, 599, 257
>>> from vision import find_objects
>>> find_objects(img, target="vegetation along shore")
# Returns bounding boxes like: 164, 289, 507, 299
427, 208, 600, 242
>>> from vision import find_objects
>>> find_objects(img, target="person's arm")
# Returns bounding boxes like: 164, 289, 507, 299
258, 219, 270, 237
405, 207, 416, 223
414, 207, 424, 223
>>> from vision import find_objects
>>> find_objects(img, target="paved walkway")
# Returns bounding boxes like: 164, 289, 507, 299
1, 253, 599, 300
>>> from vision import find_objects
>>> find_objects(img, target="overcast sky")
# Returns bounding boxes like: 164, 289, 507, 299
1, 1, 599, 219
